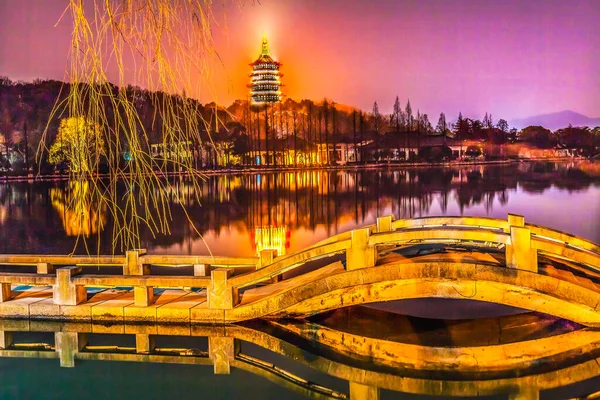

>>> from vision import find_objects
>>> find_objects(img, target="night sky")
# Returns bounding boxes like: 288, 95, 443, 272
0, 0, 598, 120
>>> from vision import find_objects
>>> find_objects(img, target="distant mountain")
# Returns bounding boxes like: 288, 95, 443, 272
510, 110, 600, 131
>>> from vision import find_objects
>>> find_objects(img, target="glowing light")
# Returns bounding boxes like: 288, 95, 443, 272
253, 226, 290, 256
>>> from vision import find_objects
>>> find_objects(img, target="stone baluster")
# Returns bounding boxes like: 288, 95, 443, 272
505, 214, 538, 273
125, 249, 155, 307
53, 267, 86, 306
376, 215, 393, 233
346, 228, 377, 271
207, 268, 239, 310
36, 262, 54, 274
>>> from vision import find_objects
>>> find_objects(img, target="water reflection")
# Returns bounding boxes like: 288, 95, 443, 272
49, 181, 106, 237
0, 308, 599, 399
0, 161, 598, 255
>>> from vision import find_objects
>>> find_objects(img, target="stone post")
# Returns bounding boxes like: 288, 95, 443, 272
124, 249, 150, 275
349, 382, 380, 400
134, 286, 155, 307
193, 264, 212, 277
136, 334, 155, 354
53, 267, 86, 306
36, 262, 55, 274
208, 336, 239, 375
125, 249, 154, 306
346, 228, 377, 271
258, 249, 277, 269
258, 249, 281, 283
55, 331, 88, 368
0, 331, 13, 349
0, 283, 11, 303
506, 226, 538, 273
207, 268, 239, 310
376, 215, 393, 233
507, 213, 525, 229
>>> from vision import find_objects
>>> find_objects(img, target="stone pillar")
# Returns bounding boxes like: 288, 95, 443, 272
346, 228, 377, 271
0, 331, 13, 349
125, 249, 153, 306
506, 226, 538, 273
507, 213, 525, 228
124, 249, 150, 275
0, 283, 11, 303
53, 267, 86, 306
134, 286, 155, 307
136, 334, 155, 354
259, 249, 281, 283
37, 262, 55, 274
55, 331, 88, 368
349, 382, 380, 400
208, 336, 239, 375
376, 215, 393, 233
258, 249, 277, 269
193, 264, 212, 277
207, 268, 239, 310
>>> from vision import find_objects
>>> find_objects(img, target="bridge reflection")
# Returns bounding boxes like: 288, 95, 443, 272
0, 309, 599, 399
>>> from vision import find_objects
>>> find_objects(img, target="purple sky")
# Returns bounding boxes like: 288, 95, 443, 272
0, 0, 599, 120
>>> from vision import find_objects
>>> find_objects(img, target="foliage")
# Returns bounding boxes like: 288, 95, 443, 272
496, 118, 509, 133
419, 145, 452, 162
48, 117, 105, 173
519, 126, 555, 149
555, 125, 596, 151
36, 0, 229, 252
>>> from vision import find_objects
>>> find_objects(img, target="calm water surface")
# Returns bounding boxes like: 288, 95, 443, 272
0, 161, 598, 255
0, 161, 599, 399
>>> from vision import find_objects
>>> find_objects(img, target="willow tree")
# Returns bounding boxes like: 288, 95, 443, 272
49, 117, 105, 173
39, 0, 236, 253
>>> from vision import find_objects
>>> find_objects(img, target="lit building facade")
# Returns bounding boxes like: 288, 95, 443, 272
248, 37, 283, 104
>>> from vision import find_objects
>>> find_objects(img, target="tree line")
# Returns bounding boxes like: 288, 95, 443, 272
0, 77, 599, 172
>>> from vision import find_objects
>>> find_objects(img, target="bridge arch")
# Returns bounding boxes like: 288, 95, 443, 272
223, 261, 600, 326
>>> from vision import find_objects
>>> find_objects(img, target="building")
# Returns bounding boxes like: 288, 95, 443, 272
248, 36, 283, 104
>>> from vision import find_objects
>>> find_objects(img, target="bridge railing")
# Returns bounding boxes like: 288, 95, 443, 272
207, 213, 600, 311
0, 252, 257, 307
0, 214, 598, 314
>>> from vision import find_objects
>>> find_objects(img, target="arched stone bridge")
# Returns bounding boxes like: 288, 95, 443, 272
0, 214, 599, 325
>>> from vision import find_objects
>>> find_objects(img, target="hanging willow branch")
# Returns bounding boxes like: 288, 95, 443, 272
38, 0, 237, 254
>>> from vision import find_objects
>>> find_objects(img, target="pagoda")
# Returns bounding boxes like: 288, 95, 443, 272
248, 36, 283, 104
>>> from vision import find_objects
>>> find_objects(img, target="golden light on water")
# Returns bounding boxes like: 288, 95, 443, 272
253, 226, 289, 256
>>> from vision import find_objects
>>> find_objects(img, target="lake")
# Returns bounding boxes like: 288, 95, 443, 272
0, 160, 599, 399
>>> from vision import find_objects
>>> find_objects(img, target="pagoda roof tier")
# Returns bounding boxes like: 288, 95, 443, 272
250, 56, 281, 67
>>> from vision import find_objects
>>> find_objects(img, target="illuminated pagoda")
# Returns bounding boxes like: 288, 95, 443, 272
248, 36, 283, 104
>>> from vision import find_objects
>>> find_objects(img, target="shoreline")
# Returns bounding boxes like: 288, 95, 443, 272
0, 156, 588, 183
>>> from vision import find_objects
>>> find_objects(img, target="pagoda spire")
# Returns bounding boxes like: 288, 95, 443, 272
261, 34, 270, 57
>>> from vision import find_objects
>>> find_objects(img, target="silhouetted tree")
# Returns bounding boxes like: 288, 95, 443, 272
371, 101, 383, 135
496, 118, 509, 133
392, 96, 401, 132
436, 112, 447, 135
